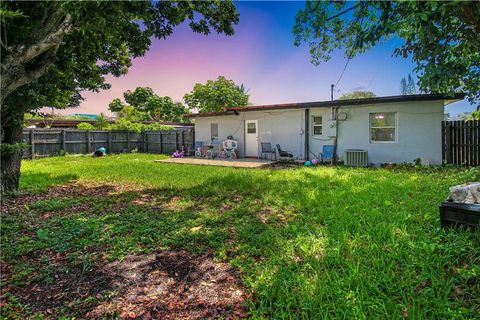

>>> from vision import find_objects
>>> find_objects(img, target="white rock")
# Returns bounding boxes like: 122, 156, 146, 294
448, 182, 480, 204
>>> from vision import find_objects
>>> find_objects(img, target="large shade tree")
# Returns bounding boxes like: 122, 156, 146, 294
108, 87, 188, 122
293, 1, 480, 104
183, 76, 249, 113
0, 1, 239, 194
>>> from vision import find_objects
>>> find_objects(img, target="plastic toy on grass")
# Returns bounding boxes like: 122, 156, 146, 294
93, 147, 107, 157
311, 159, 319, 165
304, 160, 312, 166
172, 150, 185, 158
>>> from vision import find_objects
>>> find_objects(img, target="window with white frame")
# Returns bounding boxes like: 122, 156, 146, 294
370, 112, 396, 143
211, 123, 219, 141
312, 116, 323, 135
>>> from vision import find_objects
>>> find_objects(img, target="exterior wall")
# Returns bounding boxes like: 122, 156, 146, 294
309, 100, 445, 164
194, 109, 305, 158
194, 100, 445, 164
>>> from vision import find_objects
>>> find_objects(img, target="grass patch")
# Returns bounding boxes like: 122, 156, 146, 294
2, 154, 479, 318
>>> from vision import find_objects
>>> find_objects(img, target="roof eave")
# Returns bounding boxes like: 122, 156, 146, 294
184, 93, 466, 117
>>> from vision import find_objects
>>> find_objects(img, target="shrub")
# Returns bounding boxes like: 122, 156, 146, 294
77, 122, 95, 130
110, 118, 173, 133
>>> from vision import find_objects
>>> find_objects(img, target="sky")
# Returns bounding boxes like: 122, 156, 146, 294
67, 1, 474, 117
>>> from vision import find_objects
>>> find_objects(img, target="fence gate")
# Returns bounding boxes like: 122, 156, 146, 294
442, 120, 480, 166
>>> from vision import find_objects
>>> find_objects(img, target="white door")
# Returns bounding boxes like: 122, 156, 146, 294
245, 120, 258, 157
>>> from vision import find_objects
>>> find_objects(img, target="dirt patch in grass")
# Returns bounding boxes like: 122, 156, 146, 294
1, 182, 116, 214
90, 251, 247, 319
4, 250, 247, 319
2, 184, 248, 319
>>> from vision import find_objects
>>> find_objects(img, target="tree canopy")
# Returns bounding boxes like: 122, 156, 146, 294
338, 90, 376, 100
1, 1, 239, 106
183, 76, 249, 112
108, 87, 188, 123
293, 1, 480, 105
0, 1, 239, 194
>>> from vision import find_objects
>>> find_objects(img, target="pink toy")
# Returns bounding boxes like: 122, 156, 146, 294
311, 159, 319, 165
172, 150, 185, 158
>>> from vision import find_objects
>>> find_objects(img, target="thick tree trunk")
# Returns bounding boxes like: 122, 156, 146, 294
1, 111, 24, 195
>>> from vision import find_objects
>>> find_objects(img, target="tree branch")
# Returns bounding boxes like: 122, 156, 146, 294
19, 13, 72, 64
1, 11, 73, 105
325, 3, 360, 22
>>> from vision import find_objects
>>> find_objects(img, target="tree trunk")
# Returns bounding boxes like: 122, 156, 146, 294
1, 111, 24, 195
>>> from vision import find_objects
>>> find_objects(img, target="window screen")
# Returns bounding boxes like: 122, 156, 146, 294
211, 123, 219, 141
370, 113, 396, 142
313, 116, 323, 135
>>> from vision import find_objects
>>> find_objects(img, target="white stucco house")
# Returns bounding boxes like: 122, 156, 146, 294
185, 94, 463, 165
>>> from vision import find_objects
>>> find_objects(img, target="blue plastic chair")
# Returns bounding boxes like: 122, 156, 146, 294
319, 145, 334, 163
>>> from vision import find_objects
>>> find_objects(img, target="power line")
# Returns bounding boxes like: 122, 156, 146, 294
334, 57, 351, 88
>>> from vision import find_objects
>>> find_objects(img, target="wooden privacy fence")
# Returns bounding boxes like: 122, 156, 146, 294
22, 128, 194, 159
442, 120, 480, 166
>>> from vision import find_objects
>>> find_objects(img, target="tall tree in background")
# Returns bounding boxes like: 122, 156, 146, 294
338, 90, 376, 100
0, 1, 239, 194
400, 74, 418, 95
183, 76, 250, 112
108, 87, 188, 122
294, 1, 480, 104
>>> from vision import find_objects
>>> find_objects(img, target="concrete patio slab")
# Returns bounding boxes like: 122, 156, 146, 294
155, 157, 273, 168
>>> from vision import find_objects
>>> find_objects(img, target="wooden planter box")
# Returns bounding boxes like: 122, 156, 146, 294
439, 202, 480, 228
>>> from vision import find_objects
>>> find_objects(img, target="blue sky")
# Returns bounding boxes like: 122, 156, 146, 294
77, 1, 474, 116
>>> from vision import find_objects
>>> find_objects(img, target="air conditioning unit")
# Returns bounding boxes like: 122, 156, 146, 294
344, 149, 368, 167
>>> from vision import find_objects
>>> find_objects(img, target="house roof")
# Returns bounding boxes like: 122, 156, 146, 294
184, 93, 465, 118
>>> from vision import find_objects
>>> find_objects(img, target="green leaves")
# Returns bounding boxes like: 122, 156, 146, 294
183, 76, 250, 112
338, 90, 376, 100
293, 1, 480, 105
109, 87, 188, 123
76, 122, 95, 130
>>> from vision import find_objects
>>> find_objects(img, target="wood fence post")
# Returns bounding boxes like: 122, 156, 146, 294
181, 130, 185, 151
446, 122, 452, 164
107, 131, 112, 153
126, 131, 130, 151
86, 130, 91, 153
143, 131, 147, 153
175, 131, 179, 151
30, 130, 35, 159
61, 129, 66, 151
192, 128, 195, 152
159, 132, 163, 154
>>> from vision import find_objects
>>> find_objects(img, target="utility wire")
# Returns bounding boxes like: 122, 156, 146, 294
334, 57, 351, 88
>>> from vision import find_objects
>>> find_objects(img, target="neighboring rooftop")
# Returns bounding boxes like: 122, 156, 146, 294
185, 93, 465, 117
26, 118, 194, 129
66, 113, 98, 119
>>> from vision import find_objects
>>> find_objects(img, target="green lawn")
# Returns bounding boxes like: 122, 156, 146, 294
2, 154, 479, 319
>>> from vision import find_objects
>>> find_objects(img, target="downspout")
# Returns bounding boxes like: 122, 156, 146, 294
330, 84, 338, 165
305, 108, 310, 161
331, 107, 339, 165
